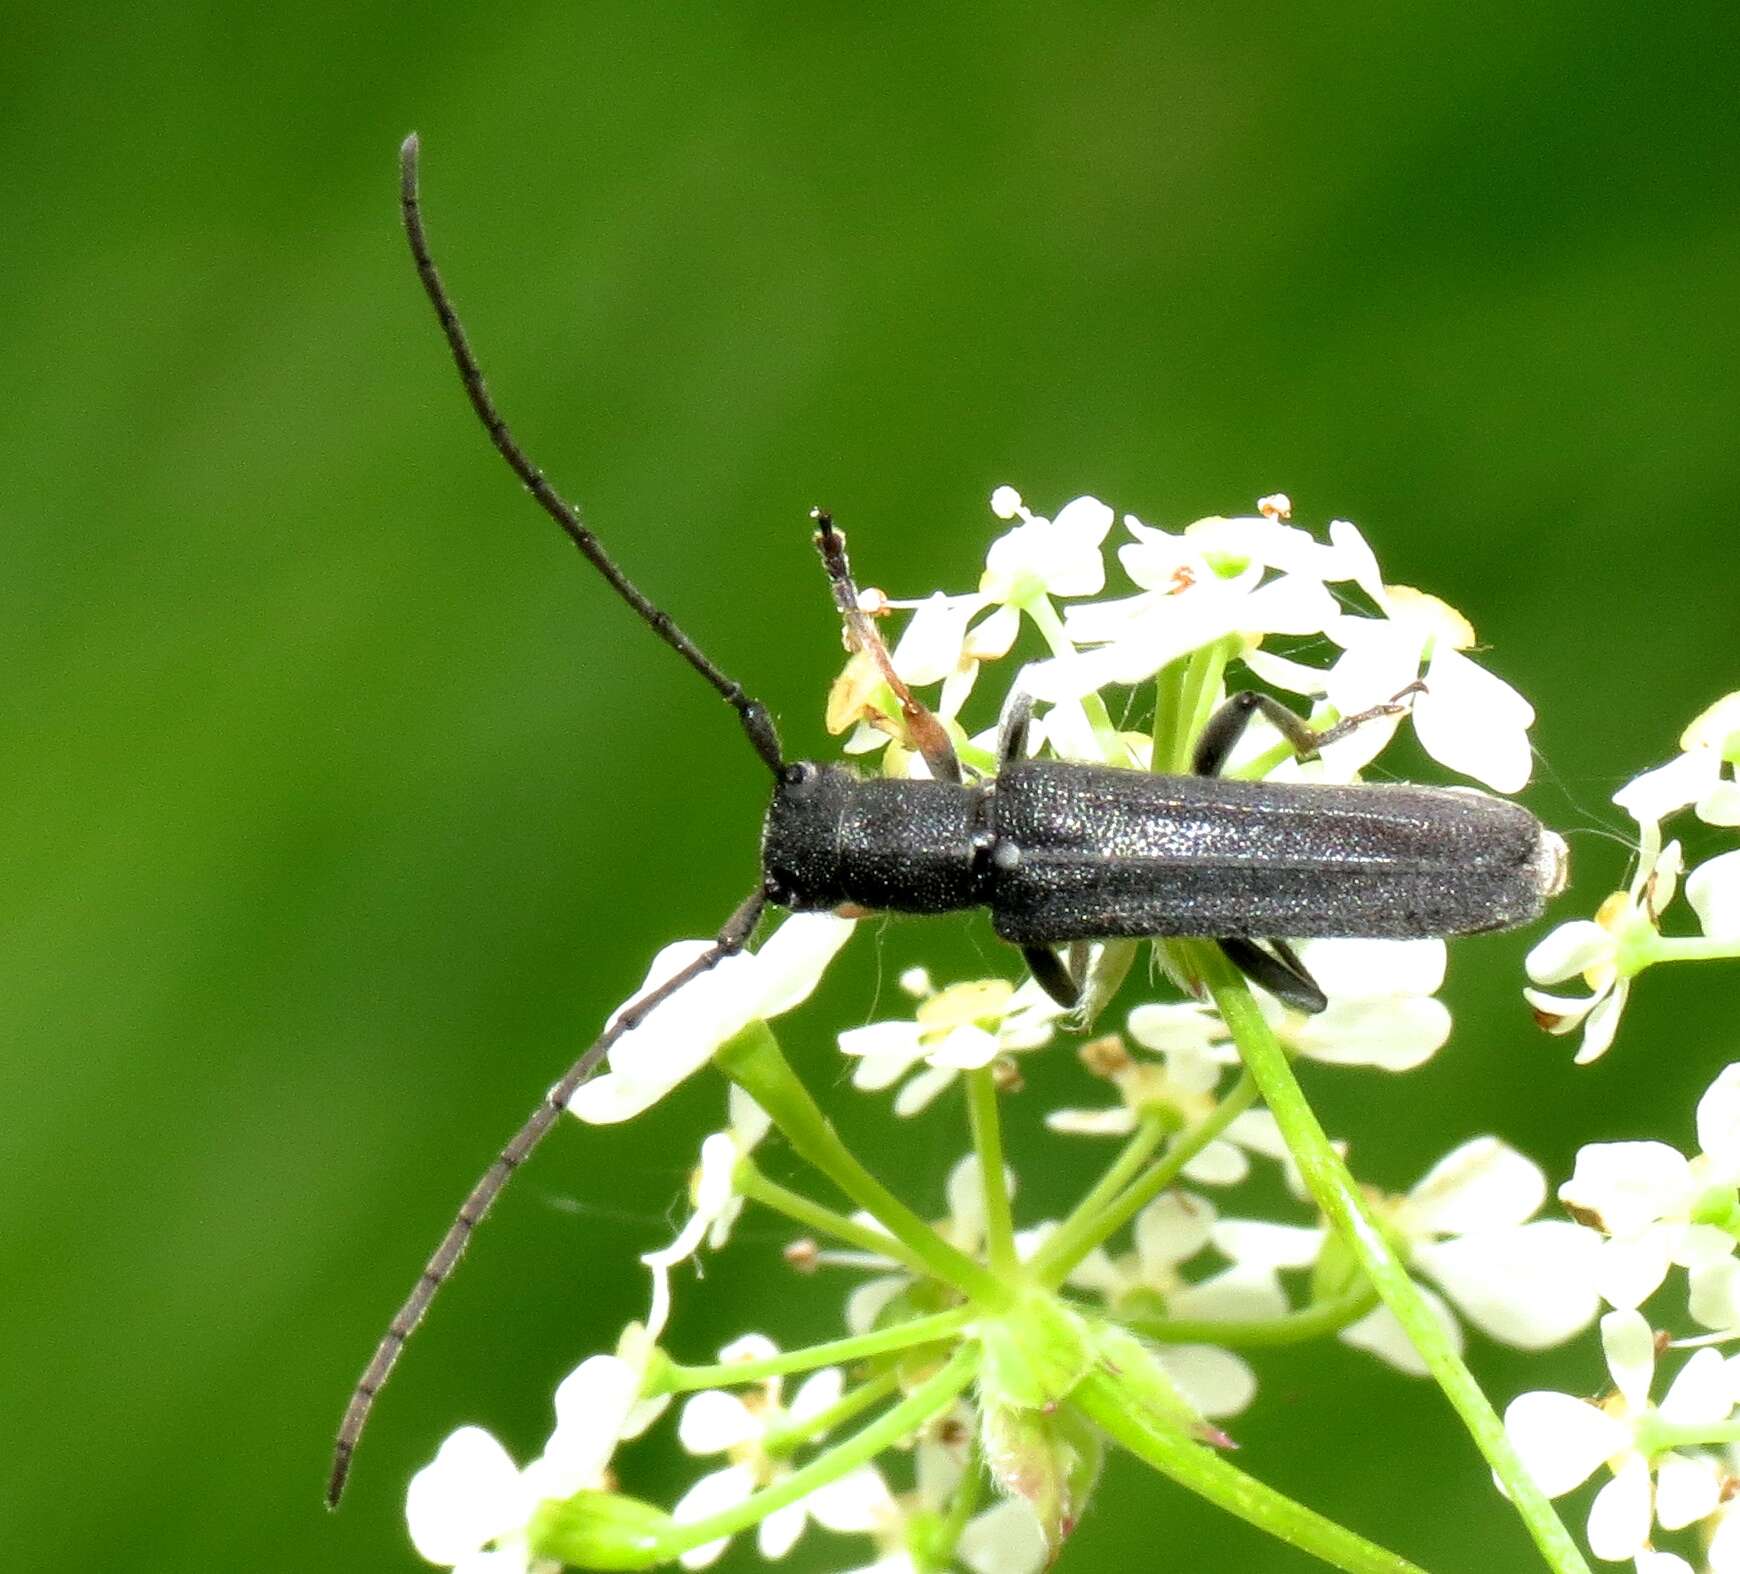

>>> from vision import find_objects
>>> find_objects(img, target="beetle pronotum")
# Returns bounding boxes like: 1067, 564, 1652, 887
327, 134, 1567, 1506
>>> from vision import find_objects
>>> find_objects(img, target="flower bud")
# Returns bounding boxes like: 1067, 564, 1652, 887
528, 1490, 673, 1571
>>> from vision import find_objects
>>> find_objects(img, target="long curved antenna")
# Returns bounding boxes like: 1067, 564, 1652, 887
398, 133, 785, 777
810, 509, 961, 785
328, 885, 768, 1506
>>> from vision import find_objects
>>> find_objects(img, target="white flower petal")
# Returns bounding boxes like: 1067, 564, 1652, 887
1064, 1246, 1127, 1299
840, 1021, 929, 1088
1133, 1191, 1217, 1271
1411, 647, 1535, 792
789, 1367, 845, 1425
958, 1498, 1048, 1574
1170, 1263, 1291, 1323
1325, 519, 1387, 604
1698, 778, 1740, 827
1152, 1343, 1259, 1418
1180, 1140, 1251, 1186
1525, 921, 1615, 986
751, 913, 860, 1016
1560, 1141, 1696, 1238
1410, 1137, 1547, 1235
678, 1390, 761, 1455
1594, 1228, 1677, 1312
1046, 1106, 1139, 1136
1658, 1346, 1734, 1427
926, 1022, 1001, 1070
1522, 986, 1598, 1034
546, 1355, 638, 1491
1637, 1552, 1697, 1574
1601, 1308, 1657, 1410
1711, 1499, 1740, 1573
1224, 1109, 1289, 1161
1324, 618, 1424, 708
892, 594, 977, 686
1688, 849, 1740, 941
1126, 1001, 1224, 1056
1298, 937, 1447, 999
1654, 1450, 1722, 1531
1211, 1218, 1325, 1270
1614, 750, 1719, 825
1295, 995, 1450, 1070
1416, 1223, 1600, 1347
1340, 1284, 1462, 1375
406, 1428, 528, 1566
1587, 1454, 1654, 1562
808, 1466, 897, 1533
1502, 1390, 1631, 1497
845, 1275, 908, 1335
1689, 1257, 1740, 1329
756, 1498, 808, 1561
1240, 647, 1332, 698
892, 1063, 958, 1117
1698, 1064, 1740, 1175
968, 602, 1022, 661
672, 1465, 756, 1569
1574, 980, 1630, 1063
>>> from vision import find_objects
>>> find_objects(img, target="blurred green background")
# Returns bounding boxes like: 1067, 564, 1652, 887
5, 4, 1739, 1570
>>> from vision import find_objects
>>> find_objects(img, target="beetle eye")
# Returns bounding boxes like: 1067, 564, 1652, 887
783, 761, 822, 795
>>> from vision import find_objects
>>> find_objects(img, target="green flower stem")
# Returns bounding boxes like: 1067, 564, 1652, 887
1642, 935, 1740, 966
765, 1367, 904, 1455
965, 1067, 1018, 1277
659, 1307, 975, 1394
737, 1163, 934, 1279
1154, 655, 1192, 773
1029, 1073, 1260, 1289
717, 1024, 1010, 1308
1024, 595, 1123, 755
1179, 638, 1235, 764
1154, 639, 1238, 775
1070, 1369, 1426, 1574
1123, 1282, 1379, 1347
651, 1346, 982, 1562
1026, 1111, 1171, 1286
916, 1437, 985, 1574
1641, 1417, 1740, 1453
1190, 942, 1592, 1574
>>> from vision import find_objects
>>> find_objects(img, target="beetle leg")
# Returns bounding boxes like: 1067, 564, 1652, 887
1192, 687, 1422, 777
997, 691, 1035, 769
1218, 936, 1328, 1014
1023, 944, 1081, 1009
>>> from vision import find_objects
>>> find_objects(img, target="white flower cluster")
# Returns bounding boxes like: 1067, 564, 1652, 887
1504, 1062, 1740, 1570
832, 486, 1535, 792
402, 487, 1589, 1574
1526, 691, 1740, 1063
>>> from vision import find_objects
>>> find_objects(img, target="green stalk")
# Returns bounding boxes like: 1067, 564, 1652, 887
1023, 595, 1123, 756
1643, 935, 1740, 965
658, 1307, 974, 1394
1029, 1073, 1259, 1289
921, 1437, 985, 1574
764, 1368, 904, 1454
651, 1346, 982, 1561
1122, 1282, 1378, 1347
737, 1163, 934, 1279
1028, 1111, 1171, 1283
1154, 655, 1193, 773
1189, 941, 1591, 1574
1071, 1370, 1427, 1574
965, 1066, 1018, 1277
716, 1024, 1009, 1307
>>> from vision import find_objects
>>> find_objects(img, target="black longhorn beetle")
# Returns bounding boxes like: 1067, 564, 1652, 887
328, 135, 1569, 1506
